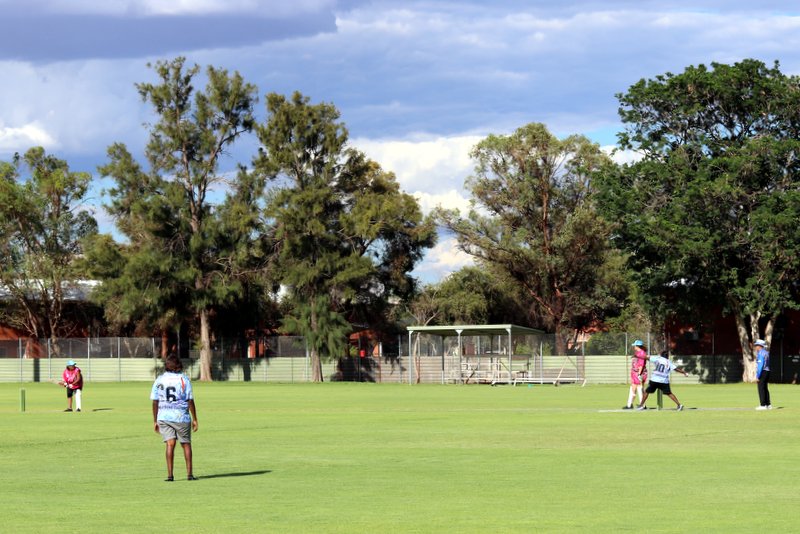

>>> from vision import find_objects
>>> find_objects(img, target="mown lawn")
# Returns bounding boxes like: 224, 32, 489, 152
0, 381, 796, 533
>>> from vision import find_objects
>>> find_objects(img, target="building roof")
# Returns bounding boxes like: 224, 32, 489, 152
406, 324, 543, 337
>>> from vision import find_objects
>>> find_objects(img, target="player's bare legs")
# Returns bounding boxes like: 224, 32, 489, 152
668, 393, 682, 407
165, 439, 176, 480
181, 443, 194, 479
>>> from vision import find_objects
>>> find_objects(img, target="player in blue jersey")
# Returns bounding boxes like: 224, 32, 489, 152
635, 350, 688, 411
151, 355, 199, 481
753, 339, 772, 410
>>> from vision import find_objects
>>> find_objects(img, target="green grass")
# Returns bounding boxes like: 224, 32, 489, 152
1, 381, 797, 533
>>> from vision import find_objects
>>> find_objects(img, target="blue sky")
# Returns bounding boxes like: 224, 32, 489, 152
2, 0, 800, 282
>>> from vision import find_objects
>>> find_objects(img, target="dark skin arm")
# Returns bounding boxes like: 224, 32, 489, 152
152, 400, 160, 433
188, 399, 198, 432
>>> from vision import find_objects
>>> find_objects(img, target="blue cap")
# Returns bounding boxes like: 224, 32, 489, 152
66, 360, 76, 367
631, 340, 644, 347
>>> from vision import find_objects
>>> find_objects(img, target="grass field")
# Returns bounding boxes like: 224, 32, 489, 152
1, 381, 798, 533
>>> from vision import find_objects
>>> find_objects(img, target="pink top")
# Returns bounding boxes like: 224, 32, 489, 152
62, 366, 83, 389
632, 348, 647, 373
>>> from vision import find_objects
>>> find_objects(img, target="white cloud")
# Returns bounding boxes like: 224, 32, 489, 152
353, 134, 480, 194
412, 189, 471, 215
602, 145, 642, 165
0, 59, 148, 158
412, 235, 474, 283
0, 122, 57, 152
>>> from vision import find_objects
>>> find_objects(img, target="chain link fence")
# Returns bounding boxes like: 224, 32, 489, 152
1, 332, 797, 384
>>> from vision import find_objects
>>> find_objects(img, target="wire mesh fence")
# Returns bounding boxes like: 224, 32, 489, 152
0, 332, 797, 384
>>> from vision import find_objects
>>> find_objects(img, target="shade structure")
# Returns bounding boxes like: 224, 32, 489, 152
406, 324, 544, 384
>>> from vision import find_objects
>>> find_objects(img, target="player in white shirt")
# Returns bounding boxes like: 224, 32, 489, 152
636, 350, 688, 411
151, 355, 199, 481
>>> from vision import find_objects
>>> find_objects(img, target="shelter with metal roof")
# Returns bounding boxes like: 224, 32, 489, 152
405, 324, 583, 385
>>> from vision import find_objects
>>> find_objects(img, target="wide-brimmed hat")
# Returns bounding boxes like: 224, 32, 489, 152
631, 340, 644, 347
66, 360, 77, 367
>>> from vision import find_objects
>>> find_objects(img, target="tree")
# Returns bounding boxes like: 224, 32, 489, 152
0, 147, 98, 344
601, 59, 800, 381
400, 284, 441, 383
254, 92, 435, 381
435, 265, 529, 325
437, 123, 626, 353
96, 57, 260, 379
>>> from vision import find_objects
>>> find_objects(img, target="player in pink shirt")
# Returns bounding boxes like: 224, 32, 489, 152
59, 360, 83, 412
623, 340, 648, 409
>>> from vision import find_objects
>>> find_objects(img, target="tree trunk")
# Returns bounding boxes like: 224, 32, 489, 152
160, 331, 169, 358
311, 347, 323, 382
734, 311, 775, 383
412, 333, 421, 384
199, 308, 213, 381
553, 326, 569, 356
310, 303, 323, 382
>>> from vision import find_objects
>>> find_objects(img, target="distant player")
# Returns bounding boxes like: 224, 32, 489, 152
59, 360, 83, 412
753, 339, 772, 410
151, 355, 199, 481
636, 350, 687, 411
623, 340, 648, 409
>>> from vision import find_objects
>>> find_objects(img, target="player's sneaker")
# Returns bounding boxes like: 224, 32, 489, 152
756, 406, 769, 410
767, 405, 773, 410
635, 405, 647, 411
622, 405, 633, 410
677, 405, 684, 411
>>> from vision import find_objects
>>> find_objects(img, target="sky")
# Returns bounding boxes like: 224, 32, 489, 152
3, 0, 800, 283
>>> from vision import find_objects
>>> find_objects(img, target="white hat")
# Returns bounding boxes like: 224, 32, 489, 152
754, 339, 766, 347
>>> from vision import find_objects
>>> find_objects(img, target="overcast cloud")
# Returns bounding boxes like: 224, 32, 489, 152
2, 0, 800, 282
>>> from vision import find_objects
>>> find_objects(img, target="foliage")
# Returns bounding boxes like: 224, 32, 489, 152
437, 123, 627, 348
432, 265, 529, 325
0, 148, 97, 340
92, 57, 267, 377
254, 92, 435, 381
599, 59, 800, 379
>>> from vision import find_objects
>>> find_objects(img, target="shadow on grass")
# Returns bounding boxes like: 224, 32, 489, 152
91, 408, 113, 412
199, 470, 271, 479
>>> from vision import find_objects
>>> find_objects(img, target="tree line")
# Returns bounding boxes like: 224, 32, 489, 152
2, 57, 798, 382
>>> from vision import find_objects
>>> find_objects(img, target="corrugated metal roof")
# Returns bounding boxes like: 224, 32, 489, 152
406, 324, 543, 337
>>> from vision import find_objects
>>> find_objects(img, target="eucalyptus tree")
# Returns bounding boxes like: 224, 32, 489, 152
600, 59, 800, 380
96, 57, 261, 379
0, 148, 97, 344
254, 92, 435, 381
434, 265, 529, 326
438, 123, 625, 353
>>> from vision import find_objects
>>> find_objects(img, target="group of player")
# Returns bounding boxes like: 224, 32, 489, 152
623, 340, 688, 411
56, 337, 774, 481
624, 338, 773, 411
